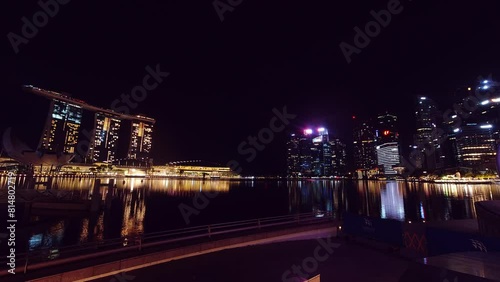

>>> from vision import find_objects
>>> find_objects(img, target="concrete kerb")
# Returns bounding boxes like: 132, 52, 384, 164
27, 223, 336, 282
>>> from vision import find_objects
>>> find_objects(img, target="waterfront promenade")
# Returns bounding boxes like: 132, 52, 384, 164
90, 228, 410, 282
88, 223, 500, 282
0, 214, 336, 281
2, 177, 500, 281
3, 209, 499, 281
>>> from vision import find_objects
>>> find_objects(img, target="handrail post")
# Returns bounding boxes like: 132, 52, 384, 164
135, 235, 142, 251
24, 247, 29, 274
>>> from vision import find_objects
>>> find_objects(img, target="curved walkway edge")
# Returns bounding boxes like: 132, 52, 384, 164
26, 223, 337, 282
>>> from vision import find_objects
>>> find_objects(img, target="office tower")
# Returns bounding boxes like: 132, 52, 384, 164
413, 96, 445, 171
451, 78, 500, 171
376, 142, 400, 175
286, 133, 301, 177
310, 128, 331, 176
475, 79, 500, 139
330, 138, 347, 175
443, 85, 479, 168
375, 113, 401, 175
442, 116, 460, 168
38, 99, 83, 155
353, 117, 377, 170
455, 123, 496, 170
128, 118, 154, 161
286, 127, 334, 177
298, 129, 314, 176
376, 113, 399, 143
90, 112, 122, 162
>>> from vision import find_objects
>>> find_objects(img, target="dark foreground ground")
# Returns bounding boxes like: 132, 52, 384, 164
92, 237, 409, 282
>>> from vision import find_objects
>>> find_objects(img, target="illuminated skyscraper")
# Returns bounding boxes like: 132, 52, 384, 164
286, 133, 301, 176
413, 96, 445, 171
128, 119, 154, 161
456, 124, 496, 170
376, 113, 399, 144
451, 78, 499, 171
311, 128, 331, 176
287, 127, 341, 177
330, 138, 347, 175
90, 113, 122, 162
375, 113, 401, 175
38, 99, 83, 155
376, 142, 400, 175
353, 118, 377, 170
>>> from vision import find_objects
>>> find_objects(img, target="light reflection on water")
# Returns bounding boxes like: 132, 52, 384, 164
380, 181, 405, 221
1, 177, 500, 252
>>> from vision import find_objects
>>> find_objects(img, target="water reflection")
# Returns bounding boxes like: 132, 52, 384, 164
380, 181, 405, 221
1, 178, 500, 253
288, 180, 335, 216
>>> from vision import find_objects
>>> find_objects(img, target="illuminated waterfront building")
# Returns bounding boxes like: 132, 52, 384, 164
375, 113, 401, 175
153, 161, 240, 178
287, 128, 327, 177
310, 128, 331, 176
39, 99, 83, 154
23, 85, 156, 166
90, 113, 122, 162
128, 119, 154, 161
455, 123, 496, 170
376, 142, 400, 175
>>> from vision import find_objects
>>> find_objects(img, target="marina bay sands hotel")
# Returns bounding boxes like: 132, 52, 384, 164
23, 85, 155, 164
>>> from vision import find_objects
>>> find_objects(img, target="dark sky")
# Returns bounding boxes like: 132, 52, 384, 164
2, 0, 500, 175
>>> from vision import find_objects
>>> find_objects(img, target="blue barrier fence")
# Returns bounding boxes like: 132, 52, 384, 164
426, 227, 500, 256
342, 212, 404, 246
342, 212, 500, 257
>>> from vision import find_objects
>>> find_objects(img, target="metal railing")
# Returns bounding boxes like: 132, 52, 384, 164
0, 211, 334, 275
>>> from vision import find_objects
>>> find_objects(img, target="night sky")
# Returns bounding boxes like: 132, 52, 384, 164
2, 0, 500, 175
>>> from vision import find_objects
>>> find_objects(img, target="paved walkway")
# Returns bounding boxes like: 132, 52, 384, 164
90, 229, 410, 282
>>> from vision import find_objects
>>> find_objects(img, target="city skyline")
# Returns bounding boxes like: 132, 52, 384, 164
3, 1, 500, 175
3, 75, 500, 176
4, 2, 500, 281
